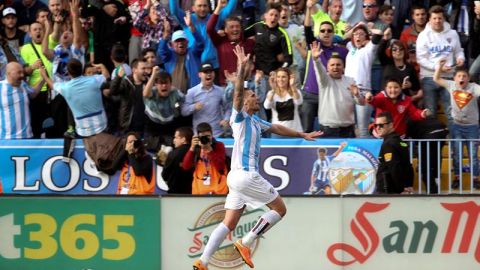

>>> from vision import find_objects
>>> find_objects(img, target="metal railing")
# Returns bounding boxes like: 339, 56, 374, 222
405, 139, 480, 194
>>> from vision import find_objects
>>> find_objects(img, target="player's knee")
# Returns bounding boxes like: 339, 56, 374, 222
277, 207, 287, 218
223, 220, 236, 231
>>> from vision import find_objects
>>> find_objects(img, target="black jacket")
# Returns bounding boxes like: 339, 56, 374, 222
161, 144, 194, 194
244, 22, 293, 74
376, 132, 414, 194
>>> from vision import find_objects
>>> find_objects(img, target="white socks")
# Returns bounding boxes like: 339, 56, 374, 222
242, 210, 282, 247
200, 222, 230, 265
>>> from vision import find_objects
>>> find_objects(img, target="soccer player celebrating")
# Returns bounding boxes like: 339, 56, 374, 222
193, 46, 322, 270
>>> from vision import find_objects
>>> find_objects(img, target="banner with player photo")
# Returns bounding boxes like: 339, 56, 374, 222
0, 139, 382, 195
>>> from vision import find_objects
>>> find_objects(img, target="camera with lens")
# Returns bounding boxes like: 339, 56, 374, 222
199, 135, 211, 145
133, 139, 142, 149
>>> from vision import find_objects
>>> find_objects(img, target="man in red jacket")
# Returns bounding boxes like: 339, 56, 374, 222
207, 0, 254, 86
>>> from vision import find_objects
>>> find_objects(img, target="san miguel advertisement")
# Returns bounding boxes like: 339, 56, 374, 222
161, 196, 480, 270
0, 197, 160, 270
0, 139, 381, 195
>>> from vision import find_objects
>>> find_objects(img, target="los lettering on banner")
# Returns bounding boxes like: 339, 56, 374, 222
0, 139, 382, 195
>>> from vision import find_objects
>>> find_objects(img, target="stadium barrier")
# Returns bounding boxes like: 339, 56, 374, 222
406, 139, 480, 194
1, 195, 480, 270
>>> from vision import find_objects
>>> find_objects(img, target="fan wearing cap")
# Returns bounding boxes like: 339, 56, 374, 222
181, 62, 230, 138
0, 9, 25, 81
157, 11, 203, 93
1, 7, 26, 50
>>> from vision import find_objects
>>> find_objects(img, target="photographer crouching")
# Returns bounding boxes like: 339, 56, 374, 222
117, 132, 155, 195
182, 122, 229, 195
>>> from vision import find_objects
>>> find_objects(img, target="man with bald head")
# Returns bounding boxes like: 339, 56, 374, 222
0, 62, 46, 139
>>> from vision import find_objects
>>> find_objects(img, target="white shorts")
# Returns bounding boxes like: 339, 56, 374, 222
224, 170, 279, 210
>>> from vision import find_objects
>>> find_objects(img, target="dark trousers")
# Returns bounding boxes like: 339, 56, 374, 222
320, 124, 356, 138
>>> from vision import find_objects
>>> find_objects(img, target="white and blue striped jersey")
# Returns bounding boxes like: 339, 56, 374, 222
230, 109, 272, 172
0, 80, 34, 139
312, 156, 334, 182
54, 75, 107, 137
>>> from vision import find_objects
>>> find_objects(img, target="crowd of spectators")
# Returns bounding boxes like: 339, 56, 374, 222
2, 0, 480, 191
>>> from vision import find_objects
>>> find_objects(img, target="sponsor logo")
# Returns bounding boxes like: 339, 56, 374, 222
327, 201, 480, 265
188, 203, 265, 268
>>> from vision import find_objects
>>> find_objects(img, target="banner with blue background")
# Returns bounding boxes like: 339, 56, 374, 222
0, 139, 382, 195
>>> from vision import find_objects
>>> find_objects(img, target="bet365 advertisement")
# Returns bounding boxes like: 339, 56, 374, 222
0, 139, 382, 195
0, 197, 160, 270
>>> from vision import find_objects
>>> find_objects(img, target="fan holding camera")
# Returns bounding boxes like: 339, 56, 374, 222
182, 122, 229, 195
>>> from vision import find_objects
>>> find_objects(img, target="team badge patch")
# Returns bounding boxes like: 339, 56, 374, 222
384, 152, 392, 162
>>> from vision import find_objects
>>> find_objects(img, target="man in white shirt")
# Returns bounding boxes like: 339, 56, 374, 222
416, 5, 465, 123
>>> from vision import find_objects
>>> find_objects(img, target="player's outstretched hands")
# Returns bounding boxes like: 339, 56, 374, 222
301, 131, 323, 141
233, 45, 250, 66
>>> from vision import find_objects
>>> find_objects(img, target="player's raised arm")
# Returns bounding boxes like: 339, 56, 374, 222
232, 45, 250, 112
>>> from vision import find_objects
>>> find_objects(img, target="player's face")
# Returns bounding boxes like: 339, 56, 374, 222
244, 90, 260, 113
385, 81, 402, 99
454, 71, 469, 88
318, 151, 326, 159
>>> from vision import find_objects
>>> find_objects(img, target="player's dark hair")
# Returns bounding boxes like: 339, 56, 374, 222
67, 58, 83, 78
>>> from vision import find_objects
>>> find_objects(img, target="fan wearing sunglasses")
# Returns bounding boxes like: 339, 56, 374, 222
374, 111, 414, 194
